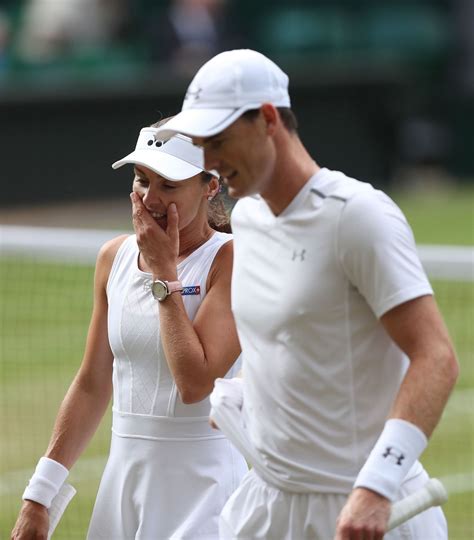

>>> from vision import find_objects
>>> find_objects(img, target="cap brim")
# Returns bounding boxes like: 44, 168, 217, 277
154, 106, 258, 140
112, 149, 203, 181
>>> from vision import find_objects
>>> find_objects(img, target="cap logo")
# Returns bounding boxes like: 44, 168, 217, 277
185, 86, 202, 102
147, 139, 163, 148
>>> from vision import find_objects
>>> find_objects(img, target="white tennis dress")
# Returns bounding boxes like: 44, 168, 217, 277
87, 232, 247, 540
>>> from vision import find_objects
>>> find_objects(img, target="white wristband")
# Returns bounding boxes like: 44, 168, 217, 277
22, 457, 69, 509
210, 377, 244, 411
354, 419, 427, 501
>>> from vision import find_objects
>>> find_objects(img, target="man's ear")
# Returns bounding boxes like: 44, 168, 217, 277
260, 103, 279, 134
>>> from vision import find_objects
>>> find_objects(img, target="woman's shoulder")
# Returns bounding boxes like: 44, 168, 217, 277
96, 234, 132, 272
208, 231, 233, 260
207, 236, 233, 285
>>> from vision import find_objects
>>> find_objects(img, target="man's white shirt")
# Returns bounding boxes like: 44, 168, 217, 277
230, 168, 432, 493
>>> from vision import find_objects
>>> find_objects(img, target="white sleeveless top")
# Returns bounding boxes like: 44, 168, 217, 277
106, 231, 238, 419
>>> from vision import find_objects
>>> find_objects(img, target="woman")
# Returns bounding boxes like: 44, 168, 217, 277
12, 119, 247, 539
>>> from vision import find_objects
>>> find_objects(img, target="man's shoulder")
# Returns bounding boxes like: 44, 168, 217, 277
311, 168, 378, 204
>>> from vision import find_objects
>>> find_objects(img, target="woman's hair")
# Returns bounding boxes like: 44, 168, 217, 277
151, 117, 231, 233
201, 172, 231, 233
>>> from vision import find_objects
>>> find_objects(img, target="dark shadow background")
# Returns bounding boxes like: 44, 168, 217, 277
0, 0, 472, 206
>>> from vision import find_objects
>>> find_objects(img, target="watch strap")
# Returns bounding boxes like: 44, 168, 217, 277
166, 280, 183, 294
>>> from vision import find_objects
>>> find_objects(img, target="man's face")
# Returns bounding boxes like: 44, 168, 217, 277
193, 110, 276, 199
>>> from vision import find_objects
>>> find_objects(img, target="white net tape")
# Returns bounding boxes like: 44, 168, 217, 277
1, 225, 472, 281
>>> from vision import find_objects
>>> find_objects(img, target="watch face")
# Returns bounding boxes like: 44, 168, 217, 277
151, 280, 168, 301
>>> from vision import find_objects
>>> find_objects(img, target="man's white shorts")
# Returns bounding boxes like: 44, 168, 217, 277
219, 468, 447, 539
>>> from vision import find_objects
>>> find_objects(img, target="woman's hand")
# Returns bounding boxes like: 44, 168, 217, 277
11, 500, 49, 540
130, 192, 179, 278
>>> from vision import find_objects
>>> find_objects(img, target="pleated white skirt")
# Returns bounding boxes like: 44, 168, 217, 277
87, 410, 248, 540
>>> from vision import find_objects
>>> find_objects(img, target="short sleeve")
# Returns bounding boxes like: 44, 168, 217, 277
337, 191, 433, 318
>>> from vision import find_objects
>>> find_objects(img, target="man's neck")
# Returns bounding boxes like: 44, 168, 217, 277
261, 136, 319, 216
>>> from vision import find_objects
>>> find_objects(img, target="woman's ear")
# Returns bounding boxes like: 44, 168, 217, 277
207, 176, 220, 200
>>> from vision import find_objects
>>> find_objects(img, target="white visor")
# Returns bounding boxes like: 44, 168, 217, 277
112, 128, 216, 181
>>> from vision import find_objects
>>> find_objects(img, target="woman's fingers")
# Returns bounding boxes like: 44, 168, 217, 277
167, 203, 179, 253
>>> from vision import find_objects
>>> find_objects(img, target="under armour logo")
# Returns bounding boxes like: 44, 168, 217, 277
185, 86, 202, 102
292, 249, 306, 261
382, 446, 405, 466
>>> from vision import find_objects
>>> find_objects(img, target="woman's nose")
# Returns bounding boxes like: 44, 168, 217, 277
142, 183, 163, 206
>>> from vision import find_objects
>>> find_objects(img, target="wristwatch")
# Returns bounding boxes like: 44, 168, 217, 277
151, 279, 183, 302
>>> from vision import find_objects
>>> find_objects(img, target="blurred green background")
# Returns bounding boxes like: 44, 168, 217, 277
0, 0, 473, 538
0, 0, 473, 206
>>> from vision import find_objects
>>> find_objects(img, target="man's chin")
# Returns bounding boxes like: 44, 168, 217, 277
227, 185, 240, 199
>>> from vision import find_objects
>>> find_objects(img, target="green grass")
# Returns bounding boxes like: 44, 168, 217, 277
420, 277, 474, 540
390, 186, 474, 246
1, 267, 472, 538
0, 259, 110, 538
395, 186, 474, 540
1, 188, 473, 538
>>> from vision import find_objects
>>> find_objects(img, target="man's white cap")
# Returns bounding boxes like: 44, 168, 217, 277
154, 49, 291, 140
112, 127, 216, 181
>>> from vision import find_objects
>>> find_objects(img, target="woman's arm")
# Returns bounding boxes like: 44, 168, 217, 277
159, 239, 241, 403
44, 236, 123, 465
131, 195, 241, 404
11, 236, 124, 539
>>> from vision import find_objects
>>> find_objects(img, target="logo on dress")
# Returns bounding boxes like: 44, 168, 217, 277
382, 446, 405, 466
182, 285, 201, 296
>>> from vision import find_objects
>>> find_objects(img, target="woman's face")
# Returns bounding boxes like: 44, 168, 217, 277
132, 165, 212, 231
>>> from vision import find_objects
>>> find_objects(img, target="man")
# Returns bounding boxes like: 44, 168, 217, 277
155, 49, 458, 539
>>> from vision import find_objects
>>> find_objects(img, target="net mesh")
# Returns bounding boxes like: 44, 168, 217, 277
1, 226, 472, 539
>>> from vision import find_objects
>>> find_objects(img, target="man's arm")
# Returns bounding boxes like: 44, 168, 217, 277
382, 295, 458, 435
335, 294, 458, 540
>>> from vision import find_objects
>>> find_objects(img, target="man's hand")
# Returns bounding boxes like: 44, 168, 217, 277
209, 377, 244, 430
335, 487, 391, 540
130, 193, 179, 277
11, 500, 49, 540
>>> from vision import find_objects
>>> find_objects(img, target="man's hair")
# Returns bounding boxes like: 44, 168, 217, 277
241, 107, 298, 133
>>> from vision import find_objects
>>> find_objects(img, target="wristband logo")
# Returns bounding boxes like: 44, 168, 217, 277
382, 446, 405, 466
182, 285, 201, 296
